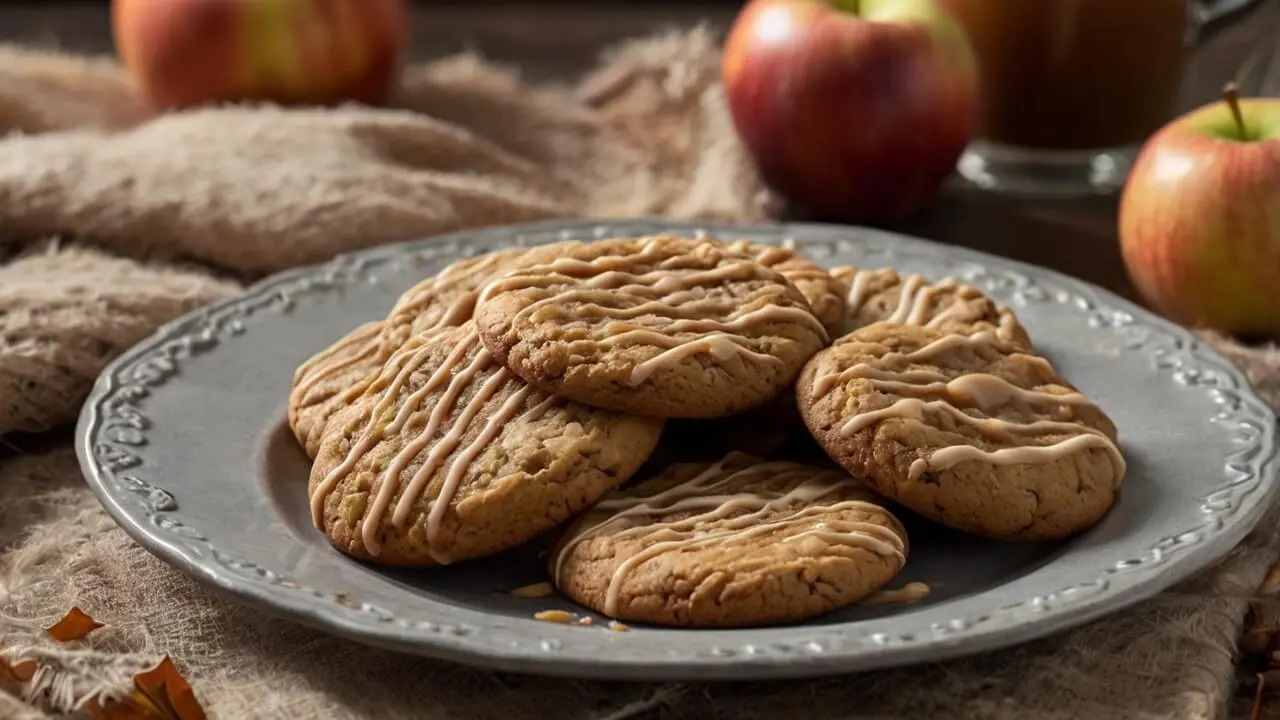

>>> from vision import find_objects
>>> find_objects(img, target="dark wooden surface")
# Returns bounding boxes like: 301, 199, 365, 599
2, 0, 1278, 304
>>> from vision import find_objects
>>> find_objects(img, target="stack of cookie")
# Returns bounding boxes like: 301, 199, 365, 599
288, 234, 1126, 629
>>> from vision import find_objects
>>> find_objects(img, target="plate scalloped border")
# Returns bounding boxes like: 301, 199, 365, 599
75, 219, 1280, 681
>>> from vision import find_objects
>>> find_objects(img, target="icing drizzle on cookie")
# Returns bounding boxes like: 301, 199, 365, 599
812, 331, 1125, 485
382, 249, 537, 338
295, 251, 541, 419
551, 454, 906, 617
835, 266, 1023, 342
292, 321, 383, 406
309, 325, 563, 563
478, 238, 830, 387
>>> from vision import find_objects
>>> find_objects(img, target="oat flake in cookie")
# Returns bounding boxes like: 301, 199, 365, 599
308, 322, 664, 566
798, 322, 1125, 542
550, 452, 909, 628
473, 235, 831, 419
831, 265, 1031, 349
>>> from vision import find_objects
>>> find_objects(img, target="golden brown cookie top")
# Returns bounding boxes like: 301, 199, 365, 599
713, 238, 847, 337
378, 246, 556, 353
801, 322, 1122, 473
289, 320, 386, 457
831, 265, 1031, 348
549, 451, 908, 626
290, 247, 566, 457
796, 323, 1125, 541
309, 322, 663, 567
472, 235, 831, 419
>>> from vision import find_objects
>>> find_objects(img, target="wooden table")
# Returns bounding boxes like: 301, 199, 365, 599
4, 0, 1278, 306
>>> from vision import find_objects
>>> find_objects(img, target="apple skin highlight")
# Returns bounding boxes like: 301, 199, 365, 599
722, 0, 979, 223
1119, 99, 1280, 336
113, 0, 409, 111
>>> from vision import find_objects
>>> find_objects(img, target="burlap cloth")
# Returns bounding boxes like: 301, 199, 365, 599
1, 26, 1279, 720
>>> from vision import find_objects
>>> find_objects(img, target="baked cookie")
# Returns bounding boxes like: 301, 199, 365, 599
797, 322, 1124, 541
376, 246, 554, 354
473, 235, 831, 419
309, 322, 664, 566
550, 452, 908, 627
831, 266, 1031, 349
714, 238, 846, 337
289, 321, 386, 457
289, 247, 560, 457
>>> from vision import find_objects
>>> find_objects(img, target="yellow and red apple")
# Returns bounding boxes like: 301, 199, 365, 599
112, 0, 409, 112
1119, 86, 1280, 337
722, 0, 979, 223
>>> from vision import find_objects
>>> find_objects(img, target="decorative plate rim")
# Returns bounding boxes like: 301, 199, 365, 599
74, 218, 1280, 681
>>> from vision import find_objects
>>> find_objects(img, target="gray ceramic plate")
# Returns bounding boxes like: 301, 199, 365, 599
76, 219, 1279, 681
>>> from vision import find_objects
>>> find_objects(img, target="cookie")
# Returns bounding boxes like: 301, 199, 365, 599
289, 321, 386, 458
473, 235, 831, 419
797, 322, 1124, 541
289, 247, 558, 457
308, 322, 665, 566
549, 452, 908, 627
831, 266, 1031, 348
377, 246, 553, 354
714, 237, 847, 337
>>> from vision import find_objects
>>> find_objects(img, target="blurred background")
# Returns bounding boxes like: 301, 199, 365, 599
3, 1, 1274, 106
1, 0, 1277, 311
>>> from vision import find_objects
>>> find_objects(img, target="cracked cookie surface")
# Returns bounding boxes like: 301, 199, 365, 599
797, 322, 1124, 541
473, 235, 831, 419
831, 266, 1031, 349
549, 452, 908, 627
308, 322, 664, 566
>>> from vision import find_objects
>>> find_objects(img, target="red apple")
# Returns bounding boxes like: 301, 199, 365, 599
1119, 85, 1280, 337
722, 0, 979, 223
112, 0, 409, 112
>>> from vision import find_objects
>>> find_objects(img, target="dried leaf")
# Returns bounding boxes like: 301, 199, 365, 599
46, 607, 104, 642
84, 656, 206, 720
134, 656, 206, 720
0, 656, 37, 683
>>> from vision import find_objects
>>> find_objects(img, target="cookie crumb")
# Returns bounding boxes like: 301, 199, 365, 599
578, 617, 594, 626
861, 582, 931, 607
510, 581, 555, 599
534, 610, 575, 624
607, 621, 630, 633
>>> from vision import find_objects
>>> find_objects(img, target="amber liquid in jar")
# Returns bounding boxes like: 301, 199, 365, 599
940, 0, 1191, 151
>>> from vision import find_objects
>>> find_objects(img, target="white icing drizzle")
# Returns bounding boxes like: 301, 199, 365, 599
292, 321, 382, 403
476, 241, 829, 386
551, 455, 906, 617
387, 250, 526, 327
311, 325, 563, 563
812, 332, 1125, 486
295, 252, 525, 424
837, 266, 1023, 342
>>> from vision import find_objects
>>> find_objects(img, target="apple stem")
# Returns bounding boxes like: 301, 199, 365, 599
1223, 82, 1248, 139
